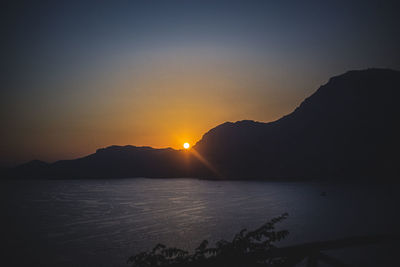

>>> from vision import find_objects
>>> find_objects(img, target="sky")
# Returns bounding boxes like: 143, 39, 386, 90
1, 0, 399, 166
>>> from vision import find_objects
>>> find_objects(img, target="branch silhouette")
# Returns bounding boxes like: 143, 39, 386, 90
127, 213, 289, 267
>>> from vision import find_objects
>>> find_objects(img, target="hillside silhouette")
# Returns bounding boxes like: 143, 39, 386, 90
6, 69, 400, 180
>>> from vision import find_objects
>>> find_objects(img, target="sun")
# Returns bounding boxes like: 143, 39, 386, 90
183, 142, 190, 149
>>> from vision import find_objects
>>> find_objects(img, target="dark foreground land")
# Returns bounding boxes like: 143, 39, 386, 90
128, 213, 400, 267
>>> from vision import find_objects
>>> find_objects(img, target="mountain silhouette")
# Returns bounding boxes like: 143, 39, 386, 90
6, 68, 400, 180
194, 69, 400, 179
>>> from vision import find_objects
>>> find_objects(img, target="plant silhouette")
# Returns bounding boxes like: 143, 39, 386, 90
128, 213, 289, 267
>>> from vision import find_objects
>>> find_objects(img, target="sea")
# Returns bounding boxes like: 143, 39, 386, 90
2, 178, 399, 266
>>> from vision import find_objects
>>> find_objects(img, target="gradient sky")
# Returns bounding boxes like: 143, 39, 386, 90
1, 0, 399, 166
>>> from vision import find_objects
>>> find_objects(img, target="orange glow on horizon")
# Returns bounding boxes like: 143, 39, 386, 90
0, 43, 300, 165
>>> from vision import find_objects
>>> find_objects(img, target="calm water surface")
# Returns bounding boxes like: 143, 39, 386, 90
2, 178, 399, 266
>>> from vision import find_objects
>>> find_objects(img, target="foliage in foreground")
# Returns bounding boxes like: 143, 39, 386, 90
128, 213, 289, 267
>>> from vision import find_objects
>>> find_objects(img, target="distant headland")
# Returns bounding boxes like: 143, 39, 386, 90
4, 69, 400, 181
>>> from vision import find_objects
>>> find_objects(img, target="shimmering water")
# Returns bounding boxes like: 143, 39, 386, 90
2, 179, 399, 266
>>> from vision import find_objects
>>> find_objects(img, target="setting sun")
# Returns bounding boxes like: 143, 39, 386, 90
183, 142, 190, 149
